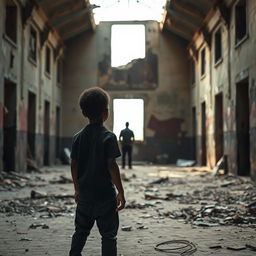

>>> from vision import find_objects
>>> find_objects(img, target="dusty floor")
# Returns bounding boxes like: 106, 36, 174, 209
0, 164, 256, 256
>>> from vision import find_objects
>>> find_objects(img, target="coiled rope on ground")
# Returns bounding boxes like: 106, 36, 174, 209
154, 240, 197, 255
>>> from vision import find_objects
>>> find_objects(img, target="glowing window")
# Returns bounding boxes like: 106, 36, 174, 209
113, 99, 144, 141
111, 24, 145, 67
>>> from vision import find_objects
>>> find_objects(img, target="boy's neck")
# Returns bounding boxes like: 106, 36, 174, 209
89, 119, 103, 125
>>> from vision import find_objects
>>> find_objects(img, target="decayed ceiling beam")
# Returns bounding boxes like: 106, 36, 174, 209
165, 25, 190, 41
36, 0, 67, 10
62, 24, 91, 41
58, 19, 89, 35
167, 8, 201, 31
170, 20, 194, 39
48, 0, 81, 18
164, 20, 192, 41
172, 1, 205, 22
51, 8, 91, 29
196, 0, 213, 11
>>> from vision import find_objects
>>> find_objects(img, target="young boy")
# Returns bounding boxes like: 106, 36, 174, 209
69, 87, 126, 256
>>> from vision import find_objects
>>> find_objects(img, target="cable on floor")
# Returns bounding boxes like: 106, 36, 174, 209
154, 240, 197, 255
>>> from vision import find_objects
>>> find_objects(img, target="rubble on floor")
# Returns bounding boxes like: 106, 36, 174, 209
49, 175, 73, 184
176, 159, 196, 167
0, 189, 75, 218
1, 167, 255, 231
126, 173, 256, 228
0, 171, 45, 191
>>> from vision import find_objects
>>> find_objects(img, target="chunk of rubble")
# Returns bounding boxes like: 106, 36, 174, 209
149, 177, 169, 185
49, 175, 73, 184
29, 223, 49, 229
176, 159, 196, 167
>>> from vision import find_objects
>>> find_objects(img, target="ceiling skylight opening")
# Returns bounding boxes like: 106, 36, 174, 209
111, 24, 145, 67
90, 0, 166, 24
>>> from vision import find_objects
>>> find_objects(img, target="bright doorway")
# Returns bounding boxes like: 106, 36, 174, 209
113, 99, 144, 141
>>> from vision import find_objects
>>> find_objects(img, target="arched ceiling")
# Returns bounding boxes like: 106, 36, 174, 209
35, 0, 97, 41
162, 0, 218, 41
31, 0, 224, 42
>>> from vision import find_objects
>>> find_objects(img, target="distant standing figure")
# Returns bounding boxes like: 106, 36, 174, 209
119, 122, 135, 169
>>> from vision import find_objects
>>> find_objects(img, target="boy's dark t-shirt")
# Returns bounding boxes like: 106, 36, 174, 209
71, 123, 121, 202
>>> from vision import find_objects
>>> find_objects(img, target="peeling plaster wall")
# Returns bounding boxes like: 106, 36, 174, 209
2, 0, 25, 171
62, 31, 98, 149
191, 0, 256, 179
62, 21, 191, 163
0, 1, 4, 172
0, 2, 63, 172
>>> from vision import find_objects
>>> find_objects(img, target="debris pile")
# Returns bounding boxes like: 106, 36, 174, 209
0, 190, 75, 218
0, 171, 45, 191
162, 203, 256, 227
49, 175, 73, 184
150, 175, 256, 228
125, 200, 157, 209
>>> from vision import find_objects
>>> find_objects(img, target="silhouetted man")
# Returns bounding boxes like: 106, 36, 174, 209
119, 122, 134, 169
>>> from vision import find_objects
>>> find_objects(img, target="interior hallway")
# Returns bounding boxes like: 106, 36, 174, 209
0, 164, 255, 255
1, 0, 256, 179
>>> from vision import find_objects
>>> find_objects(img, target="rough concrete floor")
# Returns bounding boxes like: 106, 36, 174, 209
0, 165, 255, 256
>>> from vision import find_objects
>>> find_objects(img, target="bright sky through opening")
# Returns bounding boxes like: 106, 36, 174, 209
113, 99, 144, 141
111, 24, 145, 67
90, 0, 166, 24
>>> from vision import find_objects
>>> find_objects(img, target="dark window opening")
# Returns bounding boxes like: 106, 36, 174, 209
192, 107, 197, 160
5, 0, 17, 43
56, 106, 61, 160
236, 79, 250, 176
44, 101, 50, 165
215, 28, 222, 63
201, 48, 206, 76
57, 59, 63, 84
201, 102, 207, 165
3, 80, 17, 172
45, 46, 51, 75
215, 93, 224, 163
27, 92, 36, 159
191, 59, 195, 85
29, 27, 37, 62
10, 53, 14, 68
235, 0, 247, 43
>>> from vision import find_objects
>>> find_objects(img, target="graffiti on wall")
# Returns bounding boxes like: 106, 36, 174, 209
98, 48, 158, 90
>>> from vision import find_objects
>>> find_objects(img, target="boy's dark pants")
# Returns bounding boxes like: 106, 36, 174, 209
69, 199, 119, 256
122, 145, 132, 168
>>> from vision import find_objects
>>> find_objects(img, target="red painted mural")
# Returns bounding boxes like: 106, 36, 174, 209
148, 115, 184, 138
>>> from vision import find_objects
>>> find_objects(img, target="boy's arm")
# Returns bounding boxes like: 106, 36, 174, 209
108, 158, 126, 211
71, 159, 79, 203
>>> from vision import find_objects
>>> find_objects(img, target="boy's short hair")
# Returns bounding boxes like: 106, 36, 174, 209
79, 87, 109, 119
